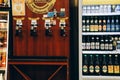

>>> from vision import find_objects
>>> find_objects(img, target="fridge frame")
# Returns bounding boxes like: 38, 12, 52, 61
0, 11, 9, 80
79, 0, 120, 80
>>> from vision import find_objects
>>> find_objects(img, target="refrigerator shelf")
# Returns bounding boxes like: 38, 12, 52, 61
82, 50, 120, 54
82, 32, 120, 35
82, 12, 120, 16
82, 76, 120, 80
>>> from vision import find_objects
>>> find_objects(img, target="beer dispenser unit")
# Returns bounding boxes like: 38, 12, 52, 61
57, 8, 68, 37
13, 17, 24, 36
42, 14, 56, 36
28, 17, 39, 37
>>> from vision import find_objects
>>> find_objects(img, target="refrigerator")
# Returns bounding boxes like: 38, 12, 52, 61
79, 0, 120, 80
0, 0, 10, 80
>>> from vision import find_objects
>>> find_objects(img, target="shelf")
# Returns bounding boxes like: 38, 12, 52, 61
0, 67, 6, 71
8, 59, 69, 80
0, 20, 7, 23
82, 12, 120, 16
82, 76, 120, 80
82, 32, 120, 35
82, 50, 120, 54
0, 28, 7, 31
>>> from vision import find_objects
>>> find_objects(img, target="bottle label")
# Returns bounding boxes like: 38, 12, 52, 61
90, 25, 94, 32
83, 65, 88, 73
82, 43, 86, 50
86, 43, 90, 50
114, 66, 119, 73
98, 25, 102, 31
94, 25, 98, 31
108, 65, 113, 73
103, 25, 106, 31
109, 44, 113, 50
96, 42, 99, 49
86, 25, 90, 32
102, 65, 107, 73
91, 42, 95, 49
82, 25, 86, 32
105, 44, 108, 50
116, 25, 119, 31
89, 65, 94, 73
101, 44, 104, 50
106, 24, 111, 31
95, 65, 100, 73
111, 25, 115, 31
113, 41, 117, 46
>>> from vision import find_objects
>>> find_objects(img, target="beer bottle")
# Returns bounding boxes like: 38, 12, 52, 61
108, 55, 113, 75
102, 17, 107, 32
114, 55, 119, 75
113, 36, 118, 50
86, 36, 90, 50
101, 55, 108, 75
82, 17, 86, 32
90, 36, 95, 50
115, 16, 119, 32
82, 36, 86, 50
108, 36, 113, 51
95, 36, 100, 50
104, 36, 109, 50
106, 17, 111, 32
86, 17, 90, 32
90, 17, 94, 32
94, 17, 99, 32
89, 55, 94, 75
98, 17, 102, 32
95, 55, 100, 75
82, 55, 88, 75
100, 36, 105, 50
111, 17, 115, 32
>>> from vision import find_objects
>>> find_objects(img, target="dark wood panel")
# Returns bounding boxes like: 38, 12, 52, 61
12, 0, 70, 57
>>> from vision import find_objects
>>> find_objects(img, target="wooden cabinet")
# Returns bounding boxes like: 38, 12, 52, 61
9, 0, 70, 80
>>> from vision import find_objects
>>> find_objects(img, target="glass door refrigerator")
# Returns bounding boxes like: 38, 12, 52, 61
79, 0, 120, 80
0, 0, 10, 80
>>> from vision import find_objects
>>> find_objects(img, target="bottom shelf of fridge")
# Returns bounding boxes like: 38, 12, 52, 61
82, 76, 120, 80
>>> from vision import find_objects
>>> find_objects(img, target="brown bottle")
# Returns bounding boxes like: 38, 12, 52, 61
89, 55, 94, 75
108, 36, 113, 51
98, 17, 102, 32
82, 55, 88, 75
100, 36, 105, 50
95, 55, 100, 75
101, 55, 107, 75
108, 55, 113, 75
94, 17, 99, 32
114, 55, 119, 75
102, 17, 107, 32
104, 36, 109, 50
95, 36, 100, 50
90, 36, 95, 50
90, 17, 94, 32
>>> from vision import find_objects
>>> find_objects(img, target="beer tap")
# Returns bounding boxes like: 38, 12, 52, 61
28, 17, 39, 37
45, 20, 52, 36
57, 8, 68, 37
57, 17, 68, 37
42, 15, 56, 36
14, 17, 24, 37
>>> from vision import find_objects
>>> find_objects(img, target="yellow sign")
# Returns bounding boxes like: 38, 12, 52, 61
26, 0, 56, 14
12, 0, 25, 16
83, 0, 120, 5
